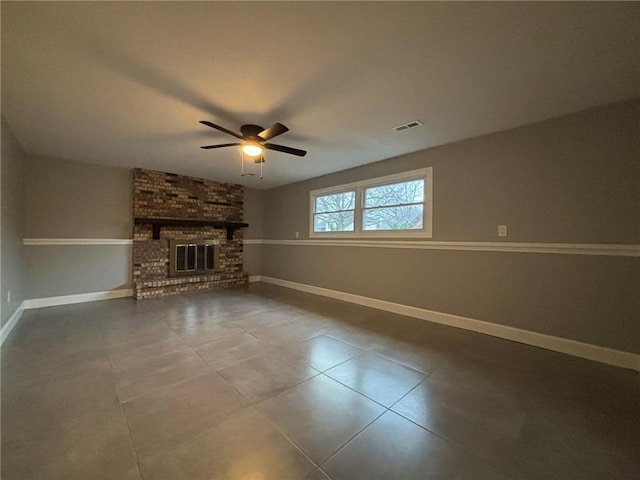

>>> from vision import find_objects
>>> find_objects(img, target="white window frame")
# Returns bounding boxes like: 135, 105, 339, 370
309, 167, 432, 238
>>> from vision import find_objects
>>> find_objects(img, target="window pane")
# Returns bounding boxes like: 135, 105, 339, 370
364, 180, 424, 208
363, 205, 423, 231
186, 245, 196, 270
196, 245, 205, 270
176, 245, 186, 271
315, 191, 355, 213
205, 245, 215, 270
314, 212, 354, 232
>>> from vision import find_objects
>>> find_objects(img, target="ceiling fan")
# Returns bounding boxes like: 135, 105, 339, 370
199, 121, 307, 162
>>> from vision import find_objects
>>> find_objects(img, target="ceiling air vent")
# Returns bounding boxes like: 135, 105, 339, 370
393, 120, 423, 132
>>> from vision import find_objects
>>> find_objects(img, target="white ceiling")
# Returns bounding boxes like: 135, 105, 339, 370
2, 2, 638, 189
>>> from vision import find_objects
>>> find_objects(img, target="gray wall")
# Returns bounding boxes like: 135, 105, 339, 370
261, 100, 640, 353
243, 187, 264, 277
243, 187, 264, 239
264, 100, 639, 243
23, 156, 133, 299
1, 116, 26, 327
24, 155, 132, 239
23, 245, 132, 298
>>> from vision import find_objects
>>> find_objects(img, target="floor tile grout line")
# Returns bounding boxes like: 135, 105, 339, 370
249, 328, 330, 349
239, 294, 511, 472
117, 364, 225, 405
183, 331, 216, 366
100, 324, 146, 480
314, 390, 470, 474
249, 370, 395, 473
311, 349, 367, 374
252, 405, 328, 477
367, 344, 446, 375
386, 403, 518, 474
382, 376, 506, 457
322, 331, 379, 352
352, 348, 435, 377
218, 361, 324, 407
216, 357, 331, 466
116, 394, 147, 480
106, 312, 235, 404
386, 375, 430, 411
111, 307, 341, 474
318, 405, 389, 470
239, 353, 393, 480
318, 371, 400, 411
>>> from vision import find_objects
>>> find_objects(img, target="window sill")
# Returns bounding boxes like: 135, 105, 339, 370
309, 230, 432, 239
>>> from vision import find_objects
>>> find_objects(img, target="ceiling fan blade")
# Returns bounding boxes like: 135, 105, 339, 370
264, 143, 307, 157
200, 143, 241, 149
199, 121, 243, 139
258, 123, 289, 141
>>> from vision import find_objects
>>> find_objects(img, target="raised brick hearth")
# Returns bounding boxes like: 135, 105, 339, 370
132, 168, 248, 299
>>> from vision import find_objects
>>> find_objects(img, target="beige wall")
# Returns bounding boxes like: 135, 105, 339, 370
261, 100, 640, 353
1, 116, 26, 327
23, 156, 133, 299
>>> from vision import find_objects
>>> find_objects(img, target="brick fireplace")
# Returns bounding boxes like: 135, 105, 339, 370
132, 168, 248, 299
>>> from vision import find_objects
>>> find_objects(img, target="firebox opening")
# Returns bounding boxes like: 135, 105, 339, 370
169, 239, 220, 277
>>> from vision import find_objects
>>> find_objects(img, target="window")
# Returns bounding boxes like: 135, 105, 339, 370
363, 179, 424, 231
310, 168, 432, 238
313, 190, 355, 232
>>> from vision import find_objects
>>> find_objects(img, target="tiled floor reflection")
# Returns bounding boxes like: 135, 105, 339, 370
2, 283, 638, 479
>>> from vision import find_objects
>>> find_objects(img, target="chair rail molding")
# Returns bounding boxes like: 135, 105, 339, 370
243, 239, 640, 257
23, 238, 133, 245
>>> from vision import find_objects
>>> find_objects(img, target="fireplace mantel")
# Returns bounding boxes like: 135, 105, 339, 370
134, 217, 249, 240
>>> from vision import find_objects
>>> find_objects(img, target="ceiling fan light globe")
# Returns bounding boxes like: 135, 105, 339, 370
242, 144, 263, 157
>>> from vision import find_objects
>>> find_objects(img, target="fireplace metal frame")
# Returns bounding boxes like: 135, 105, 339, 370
169, 239, 220, 277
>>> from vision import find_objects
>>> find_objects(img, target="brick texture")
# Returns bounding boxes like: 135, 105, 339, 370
132, 168, 247, 299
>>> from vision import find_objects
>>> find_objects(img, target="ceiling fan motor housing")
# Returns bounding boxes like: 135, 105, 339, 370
240, 124, 265, 140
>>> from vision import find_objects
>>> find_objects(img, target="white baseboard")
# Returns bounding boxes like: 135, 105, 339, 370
22, 289, 133, 310
258, 276, 640, 372
6, 280, 638, 371
0, 302, 25, 347
1, 289, 133, 347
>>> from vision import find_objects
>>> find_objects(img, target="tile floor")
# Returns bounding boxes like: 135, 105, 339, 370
1, 283, 638, 479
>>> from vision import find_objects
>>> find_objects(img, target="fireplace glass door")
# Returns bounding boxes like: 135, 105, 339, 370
170, 239, 219, 277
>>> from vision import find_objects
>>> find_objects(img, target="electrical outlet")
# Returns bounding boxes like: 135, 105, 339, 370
295, 231, 299, 238
498, 225, 508, 237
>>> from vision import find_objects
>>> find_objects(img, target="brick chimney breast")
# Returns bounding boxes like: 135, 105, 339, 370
132, 168, 248, 299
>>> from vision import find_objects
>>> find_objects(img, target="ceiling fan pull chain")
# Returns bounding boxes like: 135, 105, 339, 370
260, 154, 264, 179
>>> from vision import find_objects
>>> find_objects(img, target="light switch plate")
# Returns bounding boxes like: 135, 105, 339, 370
498, 225, 508, 237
